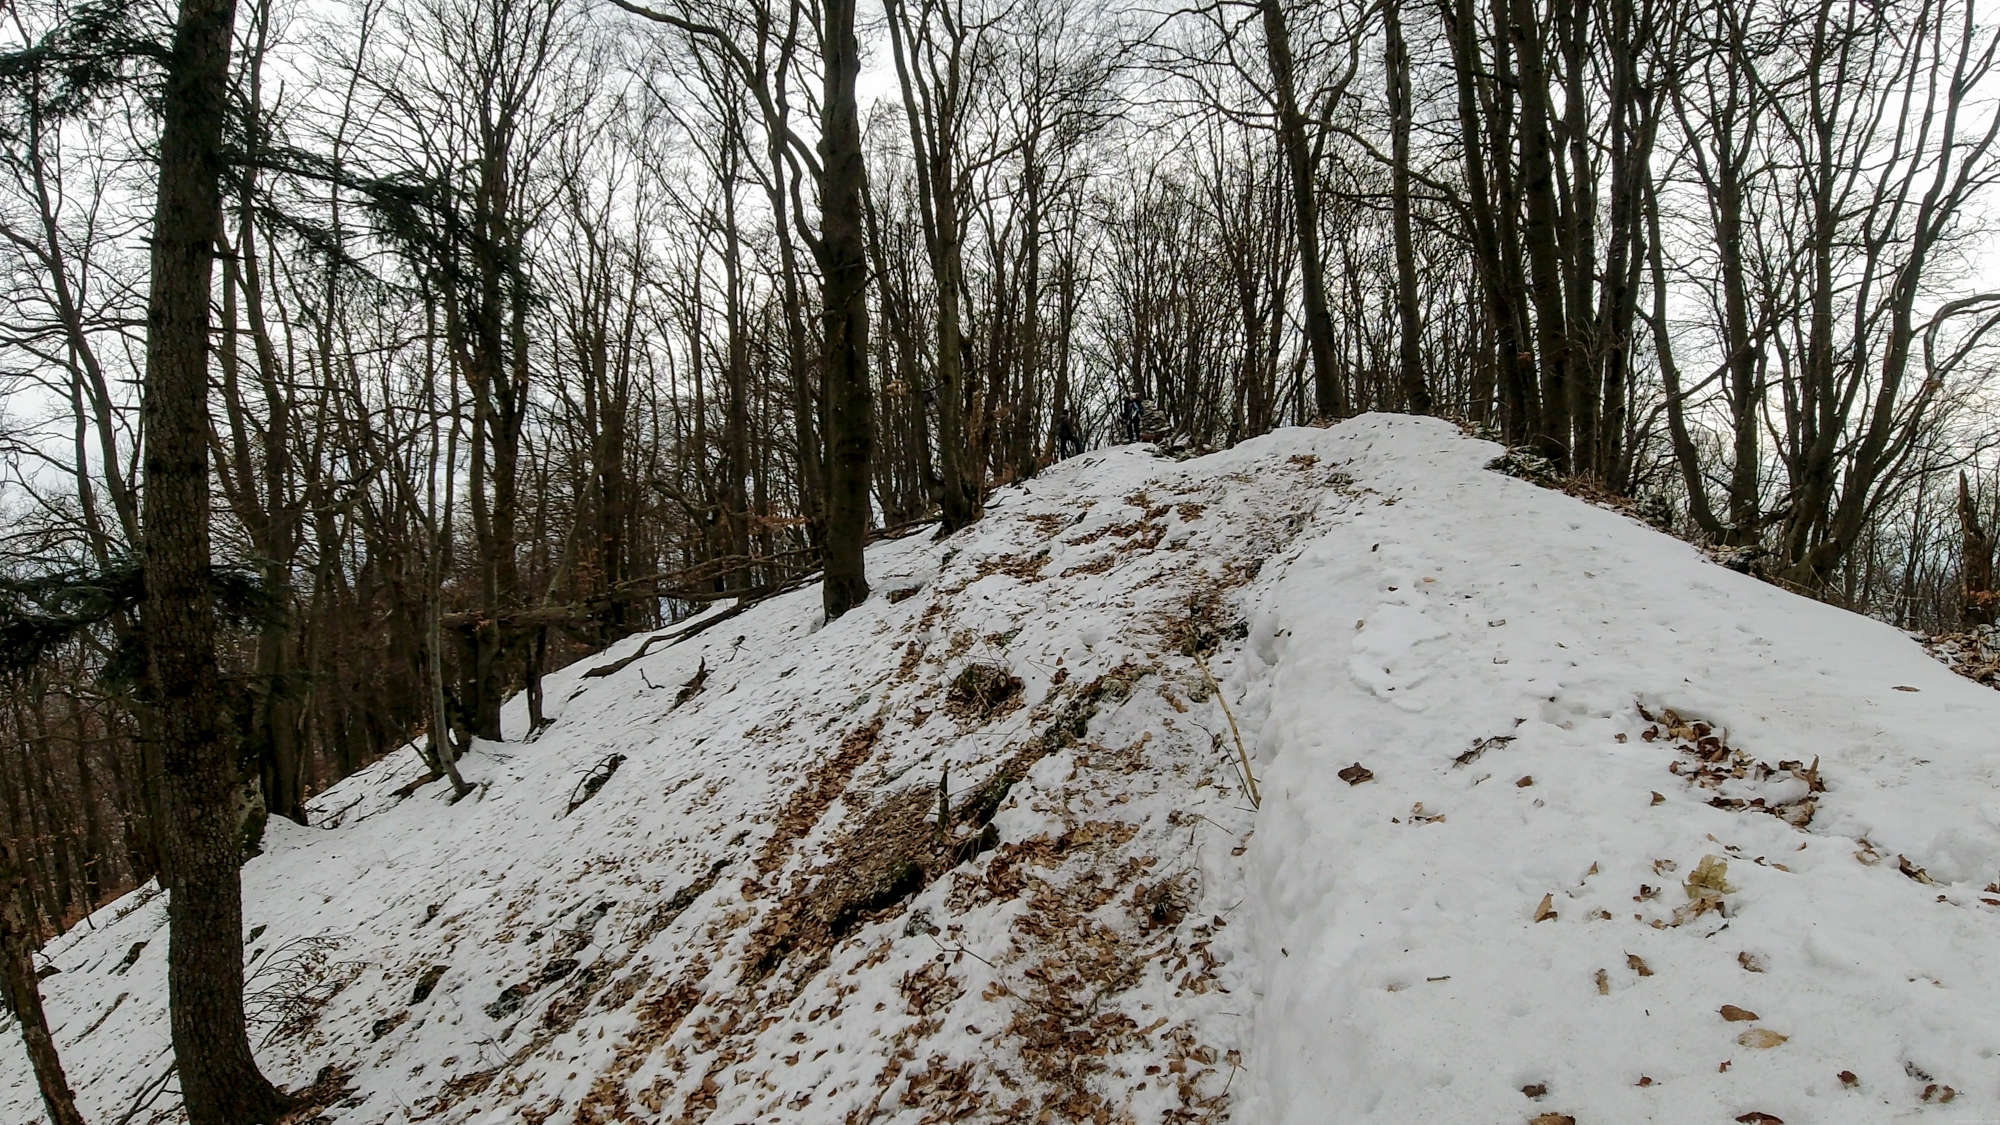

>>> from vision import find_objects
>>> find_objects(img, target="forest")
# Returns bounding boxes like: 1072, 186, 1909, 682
1, 0, 1998, 1118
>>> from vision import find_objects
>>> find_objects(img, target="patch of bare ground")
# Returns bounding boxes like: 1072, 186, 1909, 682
753, 718, 885, 878
743, 668, 1138, 991
945, 663, 1025, 725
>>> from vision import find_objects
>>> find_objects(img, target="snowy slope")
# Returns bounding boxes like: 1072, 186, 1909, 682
8, 415, 2000, 1125
4, 425, 1319, 1125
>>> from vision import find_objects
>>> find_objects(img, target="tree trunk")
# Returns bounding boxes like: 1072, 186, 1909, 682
1260, 0, 1347, 420
141, 0, 294, 1114
819, 0, 872, 620
1962, 472, 1995, 627
1508, 0, 1572, 469
1385, 0, 1432, 416
1443, 0, 1536, 441
0, 839, 84, 1125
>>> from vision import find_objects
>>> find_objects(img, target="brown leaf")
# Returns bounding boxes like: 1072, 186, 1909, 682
1893, 685, 1919, 692
1898, 855, 1935, 884
1837, 1070, 1858, 1088
1650, 791, 1665, 806
1626, 953, 1653, 977
1338, 762, 1374, 786
1735, 1114, 1784, 1124
1719, 1004, 1759, 1022
1636, 1075, 1653, 1086
1534, 893, 1557, 923
1521, 1083, 1548, 1099
1529, 1116, 1575, 1125
1596, 968, 1610, 995
1737, 951, 1766, 973
1737, 1027, 1788, 1049
1517, 775, 1534, 787
1685, 855, 1736, 898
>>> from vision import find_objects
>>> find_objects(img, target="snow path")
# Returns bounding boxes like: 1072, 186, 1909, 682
7, 415, 2000, 1125
1230, 415, 2000, 1124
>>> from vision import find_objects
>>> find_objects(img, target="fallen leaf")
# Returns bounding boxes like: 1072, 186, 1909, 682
1719, 1004, 1759, 1022
1596, 968, 1610, 995
1534, 893, 1557, 923
1517, 775, 1534, 787
1718, 1060, 1731, 1072
1636, 1075, 1653, 1086
1521, 1083, 1548, 1099
1338, 762, 1374, 786
1837, 1070, 1858, 1088
1529, 1116, 1575, 1125
1737, 951, 1766, 973
1686, 855, 1736, 898
1650, 791, 1665, 806
1897, 855, 1934, 884
1735, 1114, 1784, 1124
1737, 1027, 1788, 1049
1616, 732, 1629, 743
1893, 685, 1919, 692
1627, 953, 1653, 977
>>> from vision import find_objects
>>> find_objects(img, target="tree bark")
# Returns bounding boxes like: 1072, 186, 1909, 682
141, 0, 294, 1113
818, 0, 873, 619
1260, 0, 1347, 420
1385, 0, 1433, 415
1962, 472, 1995, 627
1508, 0, 1572, 469
0, 839, 84, 1125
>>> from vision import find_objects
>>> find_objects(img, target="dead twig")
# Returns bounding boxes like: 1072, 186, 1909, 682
1194, 653, 1259, 807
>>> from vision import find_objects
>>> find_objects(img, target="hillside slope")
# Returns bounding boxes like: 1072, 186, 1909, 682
7, 416, 2000, 1125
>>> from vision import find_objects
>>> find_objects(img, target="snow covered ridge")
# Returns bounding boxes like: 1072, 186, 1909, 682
10, 415, 2000, 1125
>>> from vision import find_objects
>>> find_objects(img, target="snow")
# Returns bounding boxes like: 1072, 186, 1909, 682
1227, 416, 2000, 1124
7, 415, 2000, 1125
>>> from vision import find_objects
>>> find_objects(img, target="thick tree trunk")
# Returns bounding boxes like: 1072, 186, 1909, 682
1260, 0, 1347, 420
819, 0, 872, 620
141, 0, 293, 1115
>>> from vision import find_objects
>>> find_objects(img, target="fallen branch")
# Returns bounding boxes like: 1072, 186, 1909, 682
1195, 653, 1259, 808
